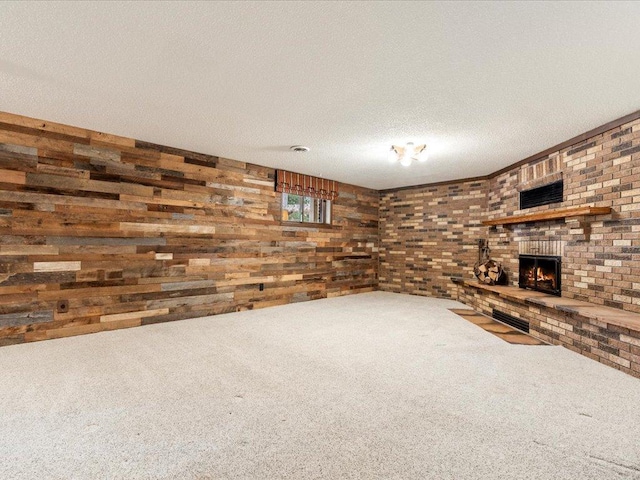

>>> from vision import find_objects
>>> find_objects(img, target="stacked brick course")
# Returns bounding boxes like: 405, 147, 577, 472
379, 180, 487, 297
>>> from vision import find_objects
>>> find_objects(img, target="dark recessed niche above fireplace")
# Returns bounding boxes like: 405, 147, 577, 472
520, 180, 563, 209
519, 255, 561, 296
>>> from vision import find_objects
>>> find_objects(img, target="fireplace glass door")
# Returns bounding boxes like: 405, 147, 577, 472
518, 255, 561, 296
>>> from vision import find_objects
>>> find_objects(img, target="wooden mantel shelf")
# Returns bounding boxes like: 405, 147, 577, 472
482, 206, 612, 226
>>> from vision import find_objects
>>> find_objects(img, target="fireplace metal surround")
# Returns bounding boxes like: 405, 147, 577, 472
518, 255, 561, 296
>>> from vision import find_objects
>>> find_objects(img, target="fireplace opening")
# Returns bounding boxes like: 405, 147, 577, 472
519, 255, 561, 296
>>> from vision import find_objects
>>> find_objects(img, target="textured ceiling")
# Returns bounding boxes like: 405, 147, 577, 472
1, 1, 639, 190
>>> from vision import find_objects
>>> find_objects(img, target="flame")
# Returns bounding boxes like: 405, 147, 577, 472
535, 267, 555, 284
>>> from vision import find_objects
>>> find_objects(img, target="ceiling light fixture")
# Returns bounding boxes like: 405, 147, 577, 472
389, 142, 428, 166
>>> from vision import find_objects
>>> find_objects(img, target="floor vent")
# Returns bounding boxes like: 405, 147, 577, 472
492, 309, 529, 333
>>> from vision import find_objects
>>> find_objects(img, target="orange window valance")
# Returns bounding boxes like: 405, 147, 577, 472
275, 170, 339, 200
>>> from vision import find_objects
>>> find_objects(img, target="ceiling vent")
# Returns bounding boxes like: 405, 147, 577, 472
290, 145, 310, 153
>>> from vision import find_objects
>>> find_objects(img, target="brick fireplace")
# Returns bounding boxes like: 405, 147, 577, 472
518, 254, 561, 296
518, 240, 563, 296
380, 112, 640, 378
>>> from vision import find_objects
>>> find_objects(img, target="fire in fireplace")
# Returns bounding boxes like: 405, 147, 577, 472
518, 255, 561, 296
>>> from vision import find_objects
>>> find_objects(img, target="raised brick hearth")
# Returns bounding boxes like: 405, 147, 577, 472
455, 280, 640, 378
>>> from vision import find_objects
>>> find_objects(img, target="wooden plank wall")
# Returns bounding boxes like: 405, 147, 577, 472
0, 112, 378, 346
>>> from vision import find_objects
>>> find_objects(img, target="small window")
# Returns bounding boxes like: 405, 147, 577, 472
281, 193, 331, 225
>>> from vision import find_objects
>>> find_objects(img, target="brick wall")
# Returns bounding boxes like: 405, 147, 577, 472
486, 117, 640, 313
379, 180, 487, 297
380, 116, 640, 314
0, 112, 378, 345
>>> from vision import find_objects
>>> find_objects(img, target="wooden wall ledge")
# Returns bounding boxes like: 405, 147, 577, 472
482, 206, 612, 226
455, 279, 640, 332
279, 221, 342, 230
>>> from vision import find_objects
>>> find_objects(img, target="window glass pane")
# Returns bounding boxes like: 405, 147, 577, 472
312, 198, 320, 223
281, 193, 287, 221
302, 196, 311, 222
283, 193, 303, 221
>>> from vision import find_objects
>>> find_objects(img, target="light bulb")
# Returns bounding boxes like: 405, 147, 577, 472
415, 144, 428, 162
388, 146, 400, 163
405, 142, 415, 159
400, 155, 412, 167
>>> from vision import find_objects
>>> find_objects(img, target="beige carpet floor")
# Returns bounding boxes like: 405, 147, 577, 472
1, 291, 639, 479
